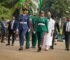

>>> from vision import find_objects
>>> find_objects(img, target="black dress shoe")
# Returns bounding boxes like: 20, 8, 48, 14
6, 44, 10, 46
66, 49, 69, 51
1, 41, 5, 43
37, 47, 41, 52
31, 47, 36, 48
50, 46, 54, 49
26, 47, 30, 49
19, 47, 23, 51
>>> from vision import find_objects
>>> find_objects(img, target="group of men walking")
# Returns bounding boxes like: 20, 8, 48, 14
0, 8, 70, 52
17, 8, 56, 52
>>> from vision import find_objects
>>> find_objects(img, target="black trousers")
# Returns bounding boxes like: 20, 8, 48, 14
50, 33, 55, 49
8, 30, 15, 45
1, 29, 5, 42
65, 32, 70, 50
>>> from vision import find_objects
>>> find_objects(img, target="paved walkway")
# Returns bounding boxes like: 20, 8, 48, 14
0, 41, 70, 60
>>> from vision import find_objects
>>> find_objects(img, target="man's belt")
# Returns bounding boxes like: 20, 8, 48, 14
20, 22, 27, 24
38, 23, 45, 26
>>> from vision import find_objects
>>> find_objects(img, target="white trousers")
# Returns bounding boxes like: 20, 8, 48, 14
44, 33, 53, 46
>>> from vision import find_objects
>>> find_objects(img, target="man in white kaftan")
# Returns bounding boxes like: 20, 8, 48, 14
44, 12, 55, 51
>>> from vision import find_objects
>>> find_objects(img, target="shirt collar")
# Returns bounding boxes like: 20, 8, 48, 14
40, 17, 44, 18
23, 14, 26, 16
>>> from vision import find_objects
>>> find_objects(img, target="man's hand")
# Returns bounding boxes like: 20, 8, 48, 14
15, 31, 18, 37
28, 29, 30, 32
33, 31, 36, 34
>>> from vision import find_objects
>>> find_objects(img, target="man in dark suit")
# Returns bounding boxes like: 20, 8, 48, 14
63, 17, 70, 51
0, 17, 6, 43
51, 21, 60, 49
6, 16, 18, 46
55, 22, 60, 39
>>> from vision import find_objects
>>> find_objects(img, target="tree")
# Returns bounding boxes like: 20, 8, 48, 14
0, 0, 18, 19
43, 0, 70, 17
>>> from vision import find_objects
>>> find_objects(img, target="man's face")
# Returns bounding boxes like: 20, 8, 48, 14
12, 17, 15, 20
69, 18, 70, 21
23, 10, 27, 14
67, 18, 70, 21
47, 12, 51, 18
40, 13, 44, 17
63, 18, 66, 22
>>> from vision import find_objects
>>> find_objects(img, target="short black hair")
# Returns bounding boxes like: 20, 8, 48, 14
22, 8, 28, 11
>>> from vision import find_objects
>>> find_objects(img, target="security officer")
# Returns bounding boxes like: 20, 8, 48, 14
29, 13, 37, 48
18, 8, 30, 50
63, 17, 70, 51
6, 16, 17, 46
36, 11, 48, 52
0, 17, 6, 43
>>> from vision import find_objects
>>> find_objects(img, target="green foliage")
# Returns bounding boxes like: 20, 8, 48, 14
0, 0, 70, 19
0, 0, 37, 19
0, 0, 17, 20
43, 0, 70, 17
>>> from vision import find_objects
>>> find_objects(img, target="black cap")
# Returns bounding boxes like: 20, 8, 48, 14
22, 8, 28, 11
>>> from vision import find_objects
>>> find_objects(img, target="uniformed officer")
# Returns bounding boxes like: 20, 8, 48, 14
18, 8, 30, 50
29, 13, 37, 48
36, 11, 48, 52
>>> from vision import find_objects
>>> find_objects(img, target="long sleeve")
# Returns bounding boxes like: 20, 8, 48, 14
56, 22, 60, 32
14, 20, 19, 31
63, 22, 66, 34
32, 17, 36, 31
27, 16, 30, 28
52, 21, 55, 31
45, 19, 48, 33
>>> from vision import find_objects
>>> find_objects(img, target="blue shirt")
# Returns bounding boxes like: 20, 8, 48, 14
19, 14, 29, 31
